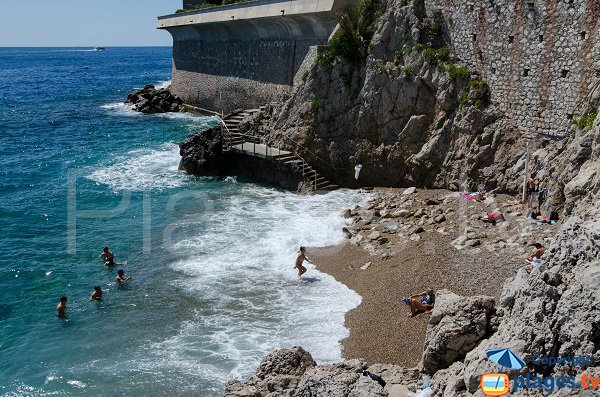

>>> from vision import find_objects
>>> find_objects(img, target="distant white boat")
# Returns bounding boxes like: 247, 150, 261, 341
94, 46, 106, 51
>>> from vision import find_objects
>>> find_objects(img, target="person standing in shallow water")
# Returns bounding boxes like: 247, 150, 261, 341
99, 246, 114, 266
295, 246, 312, 277
56, 296, 69, 317
115, 269, 132, 284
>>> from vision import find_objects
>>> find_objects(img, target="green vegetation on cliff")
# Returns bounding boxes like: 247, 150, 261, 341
316, 0, 385, 67
572, 112, 597, 131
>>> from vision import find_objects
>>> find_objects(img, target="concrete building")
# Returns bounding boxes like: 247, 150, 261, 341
158, 0, 352, 113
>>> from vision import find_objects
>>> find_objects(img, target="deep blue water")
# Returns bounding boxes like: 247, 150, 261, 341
0, 47, 362, 396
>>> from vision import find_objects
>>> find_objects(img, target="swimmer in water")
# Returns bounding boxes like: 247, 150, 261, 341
99, 246, 115, 266
115, 269, 132, 284
90, 285, 103, 301
57, 296, 69, 317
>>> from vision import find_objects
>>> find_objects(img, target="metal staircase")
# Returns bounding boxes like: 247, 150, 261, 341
219, 108, 338, 191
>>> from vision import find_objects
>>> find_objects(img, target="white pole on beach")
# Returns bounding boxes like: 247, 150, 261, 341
522, 140, 530, 203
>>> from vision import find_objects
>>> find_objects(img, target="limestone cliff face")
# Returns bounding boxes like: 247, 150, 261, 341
241, 0, 529, 192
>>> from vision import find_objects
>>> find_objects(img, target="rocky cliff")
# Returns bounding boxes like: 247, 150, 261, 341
239, 0, 534, 191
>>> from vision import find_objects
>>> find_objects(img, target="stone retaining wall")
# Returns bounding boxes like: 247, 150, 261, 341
425, 0, 600, 134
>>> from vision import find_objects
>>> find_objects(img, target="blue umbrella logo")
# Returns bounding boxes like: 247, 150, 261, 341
485, 348, 526, 391
486, 348, 526, 371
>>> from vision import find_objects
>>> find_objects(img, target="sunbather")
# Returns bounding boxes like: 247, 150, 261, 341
526, 243, 545, 264
403, 289, 435, 317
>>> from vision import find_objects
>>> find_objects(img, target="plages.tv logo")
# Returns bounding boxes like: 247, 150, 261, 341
480, 348, 525, 396
480, 348, 599, 395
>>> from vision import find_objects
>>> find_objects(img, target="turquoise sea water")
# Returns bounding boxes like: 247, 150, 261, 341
0, 47, 362, 396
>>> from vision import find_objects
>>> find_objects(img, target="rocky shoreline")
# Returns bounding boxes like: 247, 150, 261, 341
124, 84, 184, 113
223, 117, 599, 396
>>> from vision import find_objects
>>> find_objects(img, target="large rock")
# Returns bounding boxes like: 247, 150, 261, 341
223, 346, 315, 397
125, 84, 183, 113
179, 125, 224, 175
421, 290, 495, 374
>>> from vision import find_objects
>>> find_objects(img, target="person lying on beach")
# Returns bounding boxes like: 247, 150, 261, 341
531, 210, 559, 224
294, 246, 312, 277
403, 289, 435, 317
90, 285, 103, 301
115, 269, 132, 284
99, 246, 115, 266
57, 296, 70, 317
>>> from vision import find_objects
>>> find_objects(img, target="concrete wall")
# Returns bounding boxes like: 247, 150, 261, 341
159, 0, 348, 112
425, 0, 600, 135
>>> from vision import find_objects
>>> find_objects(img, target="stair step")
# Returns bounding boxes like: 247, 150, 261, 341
277, 156, 297, 162
317, 184, 339, 190
246, 108, 260, 113
284, 159, 304, 165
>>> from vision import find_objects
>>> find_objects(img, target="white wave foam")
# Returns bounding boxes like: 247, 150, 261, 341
86, 142, 187, 191
100, 100, 220, 125
100, 102, 140, 117
155, 79, 172, 89
143, 188, 369, 382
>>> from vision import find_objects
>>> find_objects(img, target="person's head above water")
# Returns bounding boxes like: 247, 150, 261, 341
103, 246, 109, 252
299, 246, 306, 252
60, 296, 67, 303
94, 285, 102, 292
117, 269, 125, 276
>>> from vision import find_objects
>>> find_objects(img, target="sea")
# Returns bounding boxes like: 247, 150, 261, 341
0, 47, 363, 396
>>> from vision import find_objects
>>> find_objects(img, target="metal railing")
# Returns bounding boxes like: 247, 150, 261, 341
218, 110, 334, 190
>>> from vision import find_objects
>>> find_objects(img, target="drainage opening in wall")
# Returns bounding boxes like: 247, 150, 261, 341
509, 35, 514, 43
539, 35, 544, 42
472, 34, 477, 41
567, 113, 574, 120
561, 70, 569, 78
580, 31, 587, 40
523, 68, 530, 77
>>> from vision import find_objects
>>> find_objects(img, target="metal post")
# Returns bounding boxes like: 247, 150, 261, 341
522, 140, 530, 203
253, 141, 256, 155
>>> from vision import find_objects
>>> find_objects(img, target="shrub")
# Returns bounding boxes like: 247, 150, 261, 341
309, 98, 321, 107
429, 23, 441, 38
325, 0, 385, 66
460, 79, 490, 108
403, 67, 413, 79
316, 48, 335, 67
437, 47, 450, 61
399, 0, 408, 6
572, 112, 597, 130
394, 49, 403, 63
301, 69, 310, 82
446, 63, 470, 80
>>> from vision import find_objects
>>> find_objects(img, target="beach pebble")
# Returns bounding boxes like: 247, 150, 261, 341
434, 215, 446, 223
360, 262, 372, 270
368, 231, 381, 240
342, 209, 352, 218
402, 187, 417, 195
410, 226, 424, 234
466, 239, 481, 247
394, 209, 413, 218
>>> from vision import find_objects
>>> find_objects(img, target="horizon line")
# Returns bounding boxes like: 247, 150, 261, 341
0, 45, 172, 48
